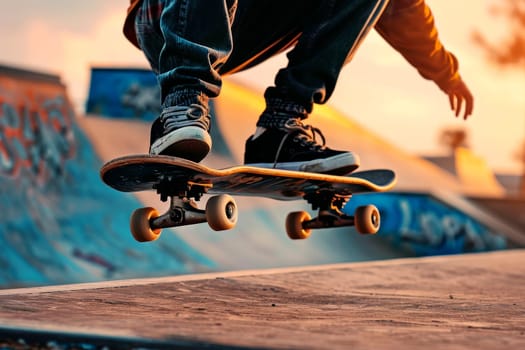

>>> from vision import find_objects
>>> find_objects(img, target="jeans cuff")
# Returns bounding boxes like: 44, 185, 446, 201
264, 97, 309, 117
163, 89, 209, 110
256, 96, 309, 129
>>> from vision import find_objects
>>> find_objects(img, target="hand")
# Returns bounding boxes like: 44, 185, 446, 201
445, 78, 474, 120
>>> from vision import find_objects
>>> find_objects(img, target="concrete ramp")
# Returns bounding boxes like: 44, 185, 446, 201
425, 147, 505, 196
468, 196, 525, 234
0, 250, 523, 349
455, 147, 505, 195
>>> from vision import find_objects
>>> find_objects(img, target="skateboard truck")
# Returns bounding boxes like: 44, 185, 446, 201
131, 182, 379, 243
149, 197, 206, 229
130, 178, 238, 242
284, 189, 380, 240
154, 176, 209, 202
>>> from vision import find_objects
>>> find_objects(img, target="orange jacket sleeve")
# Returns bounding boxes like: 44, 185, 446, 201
375, 0, 461, 92
124, 0, 141, 49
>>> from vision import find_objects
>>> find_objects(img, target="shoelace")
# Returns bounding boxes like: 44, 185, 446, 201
160, 104, 211, 132
272, 118, 327, 168
285, 118, 326, 150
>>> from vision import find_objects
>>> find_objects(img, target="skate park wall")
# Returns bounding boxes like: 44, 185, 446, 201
424, 147, 506, 196
0, 65, 407, 289
0, 65, 216, 288
0, 65, 518, 289
344, 193, 508, 256
86, 67, 160, 121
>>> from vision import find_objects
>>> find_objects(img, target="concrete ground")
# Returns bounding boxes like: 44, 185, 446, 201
0, 250, 524, 349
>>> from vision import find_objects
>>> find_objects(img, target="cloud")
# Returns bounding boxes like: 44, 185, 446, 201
0, 2, 144, 108
1, 1, 122, 36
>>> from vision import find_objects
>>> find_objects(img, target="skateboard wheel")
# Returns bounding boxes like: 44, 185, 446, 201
354, 205, 380, 234
130, 207, 162, 242
286, 211, 312, 240
206, 195, 238, 231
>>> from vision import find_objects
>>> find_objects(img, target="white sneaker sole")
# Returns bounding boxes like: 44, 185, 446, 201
150, 126, 212, 162
246, 152, 360, 175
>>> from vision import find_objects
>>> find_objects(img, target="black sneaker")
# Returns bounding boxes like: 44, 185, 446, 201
244, 118, 360, 175
149, 104, 212, 162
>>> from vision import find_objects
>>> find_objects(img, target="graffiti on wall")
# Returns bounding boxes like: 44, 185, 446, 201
344, 193, 507, 256
0, 93, 76, 184
0, 70, 214, 288
86, 67, 160, 120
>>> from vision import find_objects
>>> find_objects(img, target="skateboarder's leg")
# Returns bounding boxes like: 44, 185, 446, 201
134, 0, 237, 161
135, 0, 318, 162
133, 0, 387, 172
219, 0, 318, 75
227, 0, 389, 174
268, 0, 389, 111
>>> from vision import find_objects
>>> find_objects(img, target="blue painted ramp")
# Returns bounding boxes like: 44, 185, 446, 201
0, 65, 213, 288
343, 193, 508, 256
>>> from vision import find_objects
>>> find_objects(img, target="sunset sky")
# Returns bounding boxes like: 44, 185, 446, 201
2, 0, 524, 174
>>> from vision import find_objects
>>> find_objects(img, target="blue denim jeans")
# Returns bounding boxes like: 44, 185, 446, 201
135, 0, 389, 117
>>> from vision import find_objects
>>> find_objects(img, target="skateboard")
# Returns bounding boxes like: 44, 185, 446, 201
100, 155, 397, 242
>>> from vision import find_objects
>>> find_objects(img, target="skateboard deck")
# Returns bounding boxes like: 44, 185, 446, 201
102, 155, 396, 199
101, 155, 396, 242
